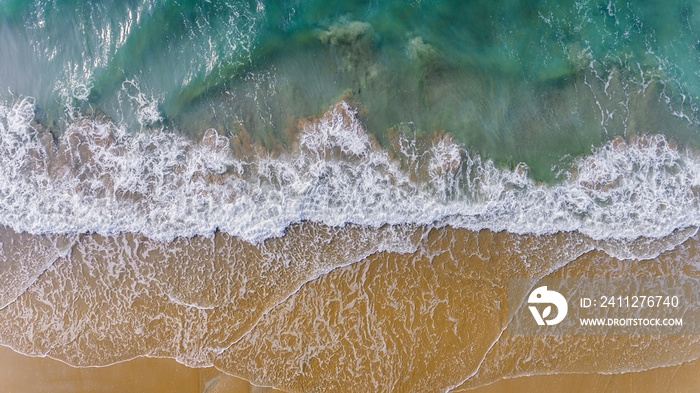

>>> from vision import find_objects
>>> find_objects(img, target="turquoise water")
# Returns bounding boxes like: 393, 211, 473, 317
1, 1, 700, 243
2, 0, 700, 180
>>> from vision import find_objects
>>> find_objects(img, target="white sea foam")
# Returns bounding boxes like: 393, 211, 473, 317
119, 79, 163, 127
0, 98, 698, 245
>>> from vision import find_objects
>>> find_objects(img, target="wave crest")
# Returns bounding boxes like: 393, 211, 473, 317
0, 98, 697, 242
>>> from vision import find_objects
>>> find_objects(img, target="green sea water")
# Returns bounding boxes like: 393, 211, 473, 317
2, 0, 700, 181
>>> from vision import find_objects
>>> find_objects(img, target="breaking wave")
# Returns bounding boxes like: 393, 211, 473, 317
0, 97, 698, 243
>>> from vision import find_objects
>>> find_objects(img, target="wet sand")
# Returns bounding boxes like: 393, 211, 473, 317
1, 225, 698, 391
0, 345, 202, 393
0, 344, 287, 393
2, 344, 700, 393
464, 359, 700, 393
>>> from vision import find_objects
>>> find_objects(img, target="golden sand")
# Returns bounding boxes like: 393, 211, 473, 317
0, 225, 698, 391
464, 358, 700, 393
0, 345, 201, 393
2, 338, 700, 393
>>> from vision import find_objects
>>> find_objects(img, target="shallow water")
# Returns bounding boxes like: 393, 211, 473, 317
1, 225, 699, 391
3, 0, 700, 175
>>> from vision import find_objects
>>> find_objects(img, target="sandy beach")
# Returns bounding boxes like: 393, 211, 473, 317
2, 344, 699, 393
1, 225, 698, 392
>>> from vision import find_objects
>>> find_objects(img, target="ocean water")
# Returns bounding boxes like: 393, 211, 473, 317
1, 0, 700, 392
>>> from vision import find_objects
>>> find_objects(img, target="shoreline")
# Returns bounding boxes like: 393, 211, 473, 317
2, 344, 699, 393
2, 224, 698, 391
